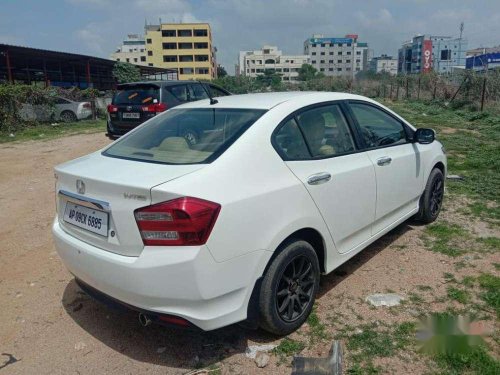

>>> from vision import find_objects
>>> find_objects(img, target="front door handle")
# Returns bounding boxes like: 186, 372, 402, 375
307, 172, 331, 185
377, 156, 392, 166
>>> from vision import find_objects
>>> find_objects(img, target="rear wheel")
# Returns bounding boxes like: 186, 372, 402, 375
259, 239, 320, 335
60, 110, 77, 123
415, 168, 444, 224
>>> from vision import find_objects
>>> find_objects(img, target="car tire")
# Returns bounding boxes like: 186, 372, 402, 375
182, 129, 199, 145
259, 239, 320, 335
415, 168, 445, 224
60, 111, 77, 123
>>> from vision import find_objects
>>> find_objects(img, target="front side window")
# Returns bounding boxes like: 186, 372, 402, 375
349, 103, 407, 148
104, 108, 266, 164
296, 105, 355, 157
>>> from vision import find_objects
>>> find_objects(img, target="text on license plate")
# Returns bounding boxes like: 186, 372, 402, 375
63, 203, 109, 236
122, 112, 140, 119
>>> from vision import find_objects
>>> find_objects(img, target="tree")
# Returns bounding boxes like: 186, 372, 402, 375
217, 65, 228, 78
298, 64, 324, 81
256, 69, 283, 89
112, 62, 141, 83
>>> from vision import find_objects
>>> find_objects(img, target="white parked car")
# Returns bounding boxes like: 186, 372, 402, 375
54, 97, 92, 122
52, 92, 446, 334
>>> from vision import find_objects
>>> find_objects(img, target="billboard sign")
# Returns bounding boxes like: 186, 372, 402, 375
309, 37, 353, 45
422, 40, 432, 73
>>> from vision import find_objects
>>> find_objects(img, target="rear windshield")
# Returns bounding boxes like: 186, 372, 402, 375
103, 108, 266, 164
113, 85, 160, 105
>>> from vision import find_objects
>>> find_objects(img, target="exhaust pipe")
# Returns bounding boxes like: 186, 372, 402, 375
138, 313, 152, 327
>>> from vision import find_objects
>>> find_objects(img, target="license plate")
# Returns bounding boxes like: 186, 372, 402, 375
63, 203, 109, 237
122, 112, 140, 119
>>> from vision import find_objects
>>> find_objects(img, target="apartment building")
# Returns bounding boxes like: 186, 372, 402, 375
110, 34, 147, 65
238, 46, 309, 82
398, 34, 467, 74
144, 22, 216, 80
369, 55, 398, 75
303, 34, 369, 77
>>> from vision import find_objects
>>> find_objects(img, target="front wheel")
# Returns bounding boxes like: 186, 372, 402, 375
259, 239, 320, 335
60, 110, 77, 123
415, 168, 445, 224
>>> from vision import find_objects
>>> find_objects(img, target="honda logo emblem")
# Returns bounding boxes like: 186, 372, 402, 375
76, 179, 85, 195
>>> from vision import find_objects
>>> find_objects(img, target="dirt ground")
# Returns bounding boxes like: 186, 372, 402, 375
0, 133, 498, 375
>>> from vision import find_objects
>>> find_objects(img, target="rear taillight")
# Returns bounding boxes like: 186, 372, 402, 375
134, 197, 221, 246
107, 104, 118, 113
82, 102, 91, 109
141, 103, 167, 113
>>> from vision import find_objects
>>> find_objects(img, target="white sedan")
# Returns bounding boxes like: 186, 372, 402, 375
52, 92, 446, 334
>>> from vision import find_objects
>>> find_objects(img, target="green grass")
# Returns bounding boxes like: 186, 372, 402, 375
0, 119, 106, 143
306, 307, 329, 344
272, 337, 305, 358
434, 346, 500, 375
424, 223, 469, 257
477, 237, 500, 252
341, 322, 416, 372
477, 273, 500, 317
446, 287, 471, 304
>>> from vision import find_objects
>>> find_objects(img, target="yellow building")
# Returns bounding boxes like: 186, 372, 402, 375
145, 23, 217, 81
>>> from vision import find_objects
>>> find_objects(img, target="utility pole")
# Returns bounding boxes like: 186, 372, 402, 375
458, 22, 464, 68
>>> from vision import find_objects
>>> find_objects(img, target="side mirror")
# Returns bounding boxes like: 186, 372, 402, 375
415, 128, 435, 144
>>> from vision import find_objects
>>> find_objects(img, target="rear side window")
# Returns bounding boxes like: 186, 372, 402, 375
274, 119, 310, 160
113, 86, 160, 105
349, 103, 407, 148
103, 108, 266, 165
190, 84, 209, 100
164, 85, 190, 103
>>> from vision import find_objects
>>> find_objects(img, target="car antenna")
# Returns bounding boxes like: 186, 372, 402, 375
198, 80, 218, 105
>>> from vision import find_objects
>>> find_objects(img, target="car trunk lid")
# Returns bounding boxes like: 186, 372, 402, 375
55, 151, 204, 256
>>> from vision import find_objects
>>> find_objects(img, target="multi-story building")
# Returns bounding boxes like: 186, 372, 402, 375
110, 34, 147, 65
303, 34, 369, 77
369, 55, 398, 75
398, 34, 467, 74
239, 46, 309, 82
144, 22, 216, 80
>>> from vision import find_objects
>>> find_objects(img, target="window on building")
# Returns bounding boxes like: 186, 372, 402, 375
290, 60, 294, 63
178, 30, 192, 37
337, 43, 342, 47
329, 52, 334, 55
196, 68, 209, 74
194, 42, 208, 49
356, 59, 360, 63
312, 52, 316, 55
162, 43, 176, 50
283, 76, 290, 81
329, 60, 333, 63
162, 30, 176, 37
329, 68, 333, 71
356, 51, 361, 55
347, 43, 351, 47
180, 68, 194, 75
337, 68, 342, 71
116, 58, 120, 61
347, 51, 351, 55
321, 43, 326, 47
320, 68, 325, 71
256, 68, 264, 73
147, 51, 152, 56
320, 52, 325, 55
312, 60, 316, 64
283, 68, 290, 72
356, 68, 361, 71
179, 42, 193, 49
179, 55, 194, 62
441, 49, 451, 60
148, 63, 153, 66
194, 29, 208, 37
195, 55, 209, 62
346, 59, 351, 63
337, 59, 342, 63
312, 43, 317, 47
251, 69, 255, 73
338, 51, 342, 55
346, 67, 351, 71
140, 49, 145, 52
134, 58, 138, 62
163, 55, 177, 62
265, 59, 275, 64
320, 60, 325, 63
146, 38, 152, 44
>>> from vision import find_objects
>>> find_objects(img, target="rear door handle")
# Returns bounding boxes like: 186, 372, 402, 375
377, 157, 392, 166
307, 172, 331, 185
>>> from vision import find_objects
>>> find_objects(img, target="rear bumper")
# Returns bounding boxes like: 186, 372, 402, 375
52, 219, 270, 331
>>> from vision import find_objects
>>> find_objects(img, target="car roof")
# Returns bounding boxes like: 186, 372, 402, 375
117, 80, 219, 88
174, 91, 369, 110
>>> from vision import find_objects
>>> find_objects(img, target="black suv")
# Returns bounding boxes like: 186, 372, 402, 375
106, 81, 230, 141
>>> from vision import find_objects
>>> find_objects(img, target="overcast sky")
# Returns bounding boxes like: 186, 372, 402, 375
1, 0, 499, 74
